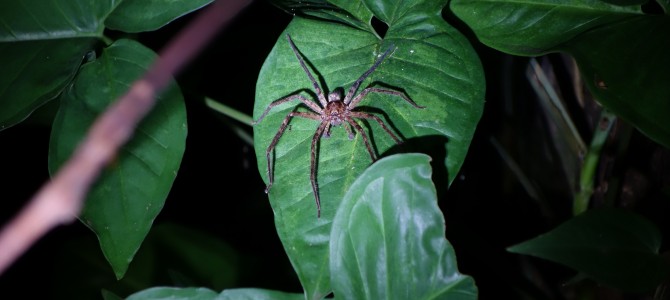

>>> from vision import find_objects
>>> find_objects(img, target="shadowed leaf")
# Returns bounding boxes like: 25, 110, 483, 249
48, 39, 187, 279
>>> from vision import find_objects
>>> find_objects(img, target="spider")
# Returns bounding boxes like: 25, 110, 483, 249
254, 34, 424, 218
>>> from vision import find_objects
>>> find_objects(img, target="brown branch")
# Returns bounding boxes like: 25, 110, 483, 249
0, 0, 252, 275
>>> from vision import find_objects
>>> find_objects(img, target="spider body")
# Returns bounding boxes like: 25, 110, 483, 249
254, 34, 424, 218
324, 99, 345, 125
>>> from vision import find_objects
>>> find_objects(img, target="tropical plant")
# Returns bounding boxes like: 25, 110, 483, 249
0, 0, 668, 299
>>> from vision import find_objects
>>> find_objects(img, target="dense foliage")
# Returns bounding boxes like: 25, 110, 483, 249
0, 0, 668, 299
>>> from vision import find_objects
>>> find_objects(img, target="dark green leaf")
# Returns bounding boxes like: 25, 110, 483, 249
659, 0, 670, 12
449, 1, 642, 56
101, 289, 123, 300
0, 0, 115, 130
330, 153, 477, 299
599, 0, 648, 6
151, 223, 238, 290
48, 39, 187, 279
508, 208, 669, 292
253, 2, 484, 297
218, 288, 304, 300
568, 16, 670, 149
129, 287, 304, 300
449, 0, 670, 148
106, 0, 213, 33
127, 287, 218, 300
270, 0, 373, 31
52, 233, 156, 299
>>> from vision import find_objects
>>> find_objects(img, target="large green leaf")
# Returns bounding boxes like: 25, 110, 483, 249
253, 1, 484, 298
127, 287, 218, 300
0, 0, 211, 130
105, 0, 213, 33
449, 0, 670, 148
270, 0, 374, 31
218, 288, 304, 300
48, 38, 187, 279
127, 287, 304, 300
449, 1, 642, 56
508, 208, 669, 292
330, 153, 477, 299
0, 0, 116, 130
568, 16, 670, 149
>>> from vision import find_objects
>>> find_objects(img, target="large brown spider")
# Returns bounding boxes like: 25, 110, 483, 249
254, 34, 424, 218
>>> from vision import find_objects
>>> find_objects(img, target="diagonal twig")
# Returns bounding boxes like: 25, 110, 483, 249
0, 0, 252, 275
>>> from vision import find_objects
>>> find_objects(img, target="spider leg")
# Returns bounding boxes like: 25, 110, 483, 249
348, 87, 425, 110
344, 122, 355, 140
311, 121, 330, 218
265, 112, 321, 194
322, 123, 332, 138
346, 117, 377, 161
343, 44, 396, 105
253, 94, 322, 125
349, 111, 402, 144
286, 34, 329, 108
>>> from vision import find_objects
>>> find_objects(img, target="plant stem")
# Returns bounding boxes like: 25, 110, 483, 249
205, 97, 254, 126
573, 109, 616, 215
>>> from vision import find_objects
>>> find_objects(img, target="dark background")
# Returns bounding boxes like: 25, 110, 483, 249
1, 1, 668, 299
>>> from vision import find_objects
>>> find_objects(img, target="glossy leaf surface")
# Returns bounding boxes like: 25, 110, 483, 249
106, 0, 213, 32
127, 287, 304, 300
330, 153, 477, 299
218, 289, 304, 300
508, 208, 669, 291
450, 0, 670, 148
127, 287, 218, 300
0, 0, 211, 129
253, 1, 484, 297
48, 39, 187, 279
0, 0, 114, 130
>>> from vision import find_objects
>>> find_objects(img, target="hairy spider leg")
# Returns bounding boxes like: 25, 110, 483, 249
253, 94, 323, 124
343, 122, 355, 139
286, 34, 328, 108
348, 87, 425, 110
322, 115, 355, 139
345, 117, 377, 161
264, 111, 321, 193
343, 44, 396, 105
349, 111, 402, 145
311, 121, 331, 218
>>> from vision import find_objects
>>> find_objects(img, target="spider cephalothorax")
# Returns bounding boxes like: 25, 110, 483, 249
254, 34, 424, 218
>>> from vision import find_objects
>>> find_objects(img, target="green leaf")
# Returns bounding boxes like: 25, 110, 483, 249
449, 0, 670, 148
128, 287, 304, 300
600, 0, 648, 5
449, 1, 642, 56
253, 2, 484, 297
151, 223, 238, 290
105, 0, 213, 33
330, 153, 477, 299
659, 0, 670, 13
568, 16, 670, 149
101, 289, 124, 300
127, 287, 218, 300
48, 39, 187, 279
0, 0, 115, 130
51, 233, 156, 299
508, 208, 670, 292
270, 0, 374, 31
218, 288, 304, 300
